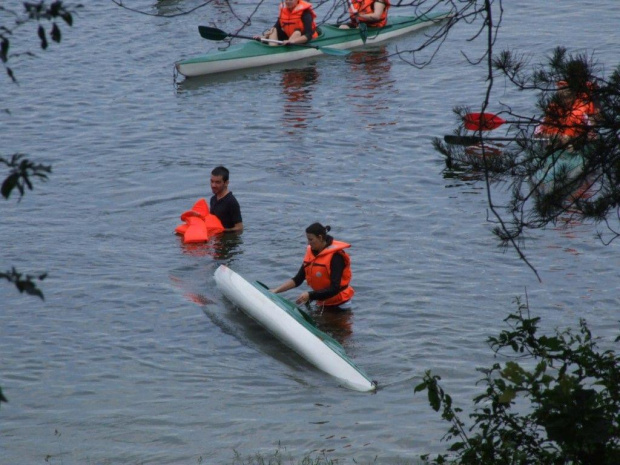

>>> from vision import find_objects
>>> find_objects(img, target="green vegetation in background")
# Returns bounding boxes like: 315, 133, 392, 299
416, 297, 620, 465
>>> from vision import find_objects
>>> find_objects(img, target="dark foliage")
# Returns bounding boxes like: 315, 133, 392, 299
416, 298, 620, 465
2, 1, 79, 307
439, 46, 620, 260
0, 153, 51, 200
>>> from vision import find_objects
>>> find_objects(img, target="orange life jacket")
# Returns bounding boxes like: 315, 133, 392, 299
538, 96, 596, 139
279, 0, 318, 39
175, 198, 224, 243
303, 240, 355, 307
350, 0, 390, 27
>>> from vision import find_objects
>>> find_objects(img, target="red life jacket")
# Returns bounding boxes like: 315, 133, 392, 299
303, 240, 355, 307
279, 0, 318, 39
350, 0, 390, 27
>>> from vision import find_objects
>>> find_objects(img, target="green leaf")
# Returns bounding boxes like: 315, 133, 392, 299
448, 441, 465, 452
1, 38, 8, 63
1, 172, 19, 198
498, 388, 516, 404
38, 25, 48, 50
428, 387, 441, 412
414, 381, 427, 393
539, 335, 562, 351
50, 1, 61, 17
61, 12, 73, 27
51, 23, 61, 43
501, 361, 525, 384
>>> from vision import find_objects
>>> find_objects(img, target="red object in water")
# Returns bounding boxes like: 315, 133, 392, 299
463, 112, 508, 131
175, 198, 224, 243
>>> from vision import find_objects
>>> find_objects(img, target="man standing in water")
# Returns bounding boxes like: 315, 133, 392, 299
210, 166, 243, 233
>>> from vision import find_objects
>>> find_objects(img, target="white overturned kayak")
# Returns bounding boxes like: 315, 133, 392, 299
214, 265, 376, 392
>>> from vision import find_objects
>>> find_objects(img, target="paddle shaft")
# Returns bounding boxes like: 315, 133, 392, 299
253, 35, 350, 56
198, 26, 350, 56
234, 31, 310, 46
444, 135, 529, 146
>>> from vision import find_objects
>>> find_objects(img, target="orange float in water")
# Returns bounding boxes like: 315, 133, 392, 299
175, 198, 224, 243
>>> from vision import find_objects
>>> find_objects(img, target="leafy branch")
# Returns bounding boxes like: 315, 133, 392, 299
0, 267, 47, 300
1, 1, 81, 82
0, 153, 51, 200
416, 297, 620, 464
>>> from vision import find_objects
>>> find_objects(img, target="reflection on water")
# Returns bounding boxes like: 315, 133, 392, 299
171, 233, 243, 307
179, 232, 244, 261
281, 66, 320, 131
170, 274, 216, 306
310, 307, 353, 346
346, 47, 394, 115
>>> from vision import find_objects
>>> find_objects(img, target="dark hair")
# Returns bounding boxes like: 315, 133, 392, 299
306, 222, 332, 242
211, 166, 230, 182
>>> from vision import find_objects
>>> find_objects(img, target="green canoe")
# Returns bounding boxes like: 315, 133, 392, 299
176, 12, 451, 77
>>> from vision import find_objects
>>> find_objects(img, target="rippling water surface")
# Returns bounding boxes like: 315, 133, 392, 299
1, 1, 618, 463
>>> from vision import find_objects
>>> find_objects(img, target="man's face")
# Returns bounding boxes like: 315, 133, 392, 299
211, 174, 228, 196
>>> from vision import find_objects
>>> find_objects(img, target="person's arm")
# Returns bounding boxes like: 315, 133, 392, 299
284, 11, 313, 44
225, 196, 243, 233
271, 279, 296, 294
271, 264, 305, 293
307, 253, 345, 302
301, 10, 314, 42
255, 21, 282, 42
357, 0, 386, 23
225, 222, 243, 233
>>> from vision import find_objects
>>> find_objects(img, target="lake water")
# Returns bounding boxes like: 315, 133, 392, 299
1, 1, 618, 463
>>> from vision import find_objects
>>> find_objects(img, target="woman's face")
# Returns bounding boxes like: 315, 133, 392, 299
284, 0, 299, 10
306, 233, 325, 253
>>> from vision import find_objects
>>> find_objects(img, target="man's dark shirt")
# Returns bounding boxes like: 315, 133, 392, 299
210, 192, 242, 229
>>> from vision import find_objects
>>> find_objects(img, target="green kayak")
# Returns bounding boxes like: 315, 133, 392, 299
530, 148, 588, 198
176, 12, 450, 77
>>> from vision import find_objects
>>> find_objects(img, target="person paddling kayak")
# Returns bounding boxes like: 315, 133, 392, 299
535, 60, 599, 148
339, 0, 390, 29
255, 0, 318, 46
271, 223, 354, 310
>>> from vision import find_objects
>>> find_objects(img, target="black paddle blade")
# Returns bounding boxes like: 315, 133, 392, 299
198, 26, 229, 41
443, 135, 527, 146
444, 135, 484, 146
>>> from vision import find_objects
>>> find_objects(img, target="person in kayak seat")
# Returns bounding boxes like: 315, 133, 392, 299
271, 223, 355, 310
535, 60, 599, 149
254, 0, 318, 46
210, 166, 243, 233
339, 0, 390, 29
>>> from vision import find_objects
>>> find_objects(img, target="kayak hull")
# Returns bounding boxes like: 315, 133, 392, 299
530, 149, 586, 197
176, 13, 450, 77
214, 265, 375, 392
